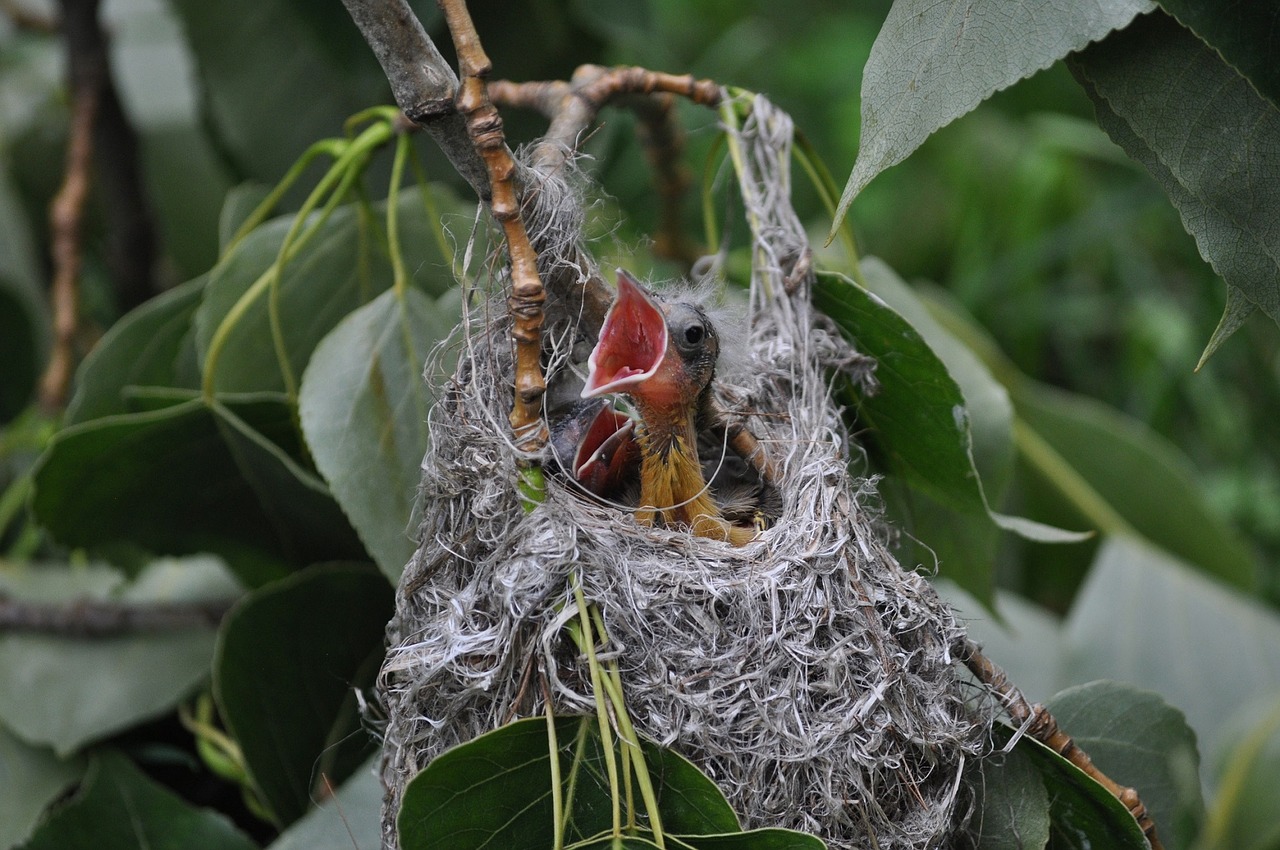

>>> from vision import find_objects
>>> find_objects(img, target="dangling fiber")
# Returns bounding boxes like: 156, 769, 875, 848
379, 94, 993, 850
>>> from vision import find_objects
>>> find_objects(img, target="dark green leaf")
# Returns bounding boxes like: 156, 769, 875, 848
214, 564, 392, 826
813, 267, 1084, 602
17, 750, 258, 850
1062, 536, 1280, 763
64, 276, 206, 425
1015, 384, 1258, 590
1073, 11, 1280, 346
1155, 0, 1280, 109
219, 183, 275, 254
266, 754, 381, 850
677, 830, 826, 850
398, 716, 740, 850
0, 557, 239, 755
300, 287, 457, 581
1012, 730, 1150, 850
834, 0, 1152, 227
195, 187, 462, 396
32, 396, 364, 583
966, 740, 1050, 850
0, 166, 47, 422
0, 724, 84, 849
168, 0, 396, 180
1047, 681, 1204, 850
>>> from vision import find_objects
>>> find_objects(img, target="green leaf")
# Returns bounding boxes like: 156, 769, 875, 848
1154, 0, 1280, 109
398, 716, 741, 850
64, 275, 206, 426
1013, 729, 1151, 850
17, 750, 258, 850
300, 287, 456, 581
813, 267, 1084, 602
1072, 11, 1280, 350
1202, 693, 1280, 850
833, 0, 1152, 229
32, 395, 365, 584
0, 162, 47, 422
0, 557, 240, 756
1062, 536, 1280, 764
1015, 384, 1258, 591
0, 724, 85, 850
967, 738, 1050, 850
265, 754, 381, 850
214, 563, 392, 826
1046, 681, 1204, 850
195, 187, 461, 395
219, 183, 275, 254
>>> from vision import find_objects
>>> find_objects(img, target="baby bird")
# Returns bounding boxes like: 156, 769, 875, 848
581, 269, 757, 546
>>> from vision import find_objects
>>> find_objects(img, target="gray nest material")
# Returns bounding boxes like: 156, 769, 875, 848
379, 95, 993, 849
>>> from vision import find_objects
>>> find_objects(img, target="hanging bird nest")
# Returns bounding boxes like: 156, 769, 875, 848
378, 94, 995, 849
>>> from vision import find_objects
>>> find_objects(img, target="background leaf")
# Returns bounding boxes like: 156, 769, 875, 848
835, 0, 1153, 225
0, 557, 240, 756
17, 750, 257, 850
1201, 693, 1280, 850
64, 276, 206, 425
214, 563, 392, 827
0, 725, 84, 850
300, 287, 457, 581
1154, 0, 1280, 109
32, 396, 365, 584
266, 754, 381, 850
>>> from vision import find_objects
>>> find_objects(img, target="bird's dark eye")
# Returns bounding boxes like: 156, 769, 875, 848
684, 324, 705, 345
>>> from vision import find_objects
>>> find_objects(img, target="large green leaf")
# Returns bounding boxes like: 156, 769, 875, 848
1062, 536, 1280, 764
967, 739, 1050, 850
1072, 11, 1280, 349
64, 275, 206, 425
813, 267, 1083, 602
195, 187, 461, 396
0, 161, 46, 422
0, 557, 240, 756
1046, 681, 1204, 850
1014, 731, 1151, 850
833, 0, 1153, 227
1154, 1, 1280, 109
398, 716, 742, 850
266, 754, 381, 850
0, 724, 84, 850
214, 564, 392, 827
299, 287, 456, 581
32, 395, 364, 584
17, 750, 258, 850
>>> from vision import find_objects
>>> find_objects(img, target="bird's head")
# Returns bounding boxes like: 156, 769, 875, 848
581, 269, 719, 414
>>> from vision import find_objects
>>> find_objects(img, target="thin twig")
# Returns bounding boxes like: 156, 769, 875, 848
38, 53, 96, 414
957, 637, 1165, 850
0, 595, 236, 636
438, 0, 548, 450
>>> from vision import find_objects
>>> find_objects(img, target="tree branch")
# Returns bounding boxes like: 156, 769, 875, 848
0, 595, 235, 636
956, 637, 1165, 850
340, 0, 489, 200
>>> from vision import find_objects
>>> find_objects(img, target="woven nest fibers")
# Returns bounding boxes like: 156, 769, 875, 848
378, 97, 994, 850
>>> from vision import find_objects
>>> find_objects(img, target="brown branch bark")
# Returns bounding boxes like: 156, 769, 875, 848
38, 52, 96, 414
438, 0, 548, 450
341, 0, 490, 200
957, 637, 1164, 850
0, 595, 235, 636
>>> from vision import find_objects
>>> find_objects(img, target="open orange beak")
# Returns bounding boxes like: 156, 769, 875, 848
549, 398, 639, 496
582, 270, 668, 398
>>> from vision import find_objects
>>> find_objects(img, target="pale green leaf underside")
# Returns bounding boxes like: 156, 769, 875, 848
834, 0, 1154, 230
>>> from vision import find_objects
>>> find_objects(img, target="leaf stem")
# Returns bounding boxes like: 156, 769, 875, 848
1013, 419, 1136, 538
544, 701, 565, 850
571, 575, 623, 838
387, 130, 411, 298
